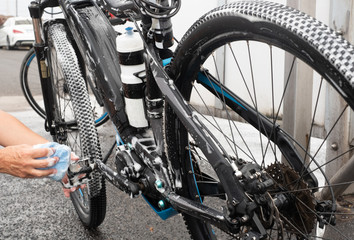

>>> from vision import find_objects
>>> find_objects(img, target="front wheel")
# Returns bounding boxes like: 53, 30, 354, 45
166, 1, 354, 239
47, 23, 106, 228
19, 47, 110, 127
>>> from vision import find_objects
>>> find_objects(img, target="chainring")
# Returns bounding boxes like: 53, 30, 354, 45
266, 163, 316, 236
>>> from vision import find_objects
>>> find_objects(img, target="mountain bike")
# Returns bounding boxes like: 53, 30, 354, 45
28, 0, 354, 239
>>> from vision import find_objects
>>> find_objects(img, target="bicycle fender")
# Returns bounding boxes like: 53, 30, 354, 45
62, 0, 130, 133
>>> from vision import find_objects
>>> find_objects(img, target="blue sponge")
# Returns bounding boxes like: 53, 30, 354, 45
33, 142, 71, 181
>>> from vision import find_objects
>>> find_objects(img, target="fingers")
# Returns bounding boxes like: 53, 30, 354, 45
29, 157, 59, 169
61, 173, 69, 184
63, 188, 71, 198
62, 187, 78, 198
62, 152, 84, 198
26, 168, 57, 178
70, 152, 79, 161
30, 147, 55, 159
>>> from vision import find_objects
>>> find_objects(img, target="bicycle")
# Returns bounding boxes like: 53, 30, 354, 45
27, 0, 354, 239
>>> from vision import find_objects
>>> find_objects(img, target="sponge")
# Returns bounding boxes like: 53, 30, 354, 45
33, 142, 71, 181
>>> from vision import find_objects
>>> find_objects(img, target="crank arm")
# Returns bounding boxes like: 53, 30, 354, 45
95, 159, 142, 196
130, 137, 173, 187
92, 136, 171, 198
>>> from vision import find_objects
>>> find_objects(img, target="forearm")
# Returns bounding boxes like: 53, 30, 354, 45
0, 110, 48, 146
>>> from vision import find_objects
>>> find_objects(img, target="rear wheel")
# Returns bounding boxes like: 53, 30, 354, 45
166, 2, 354, 239
47, 23, 106, 228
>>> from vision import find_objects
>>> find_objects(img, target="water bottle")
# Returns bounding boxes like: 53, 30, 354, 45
116, 27, 148, 128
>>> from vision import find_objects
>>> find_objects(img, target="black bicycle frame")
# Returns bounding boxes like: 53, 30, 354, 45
29, 0, 318, 235
63, 0, 252, 223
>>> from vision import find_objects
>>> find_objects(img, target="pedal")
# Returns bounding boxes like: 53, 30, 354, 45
64, 157, 96, 191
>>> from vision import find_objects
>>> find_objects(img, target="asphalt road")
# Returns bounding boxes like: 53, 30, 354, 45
0, 48, 191, 240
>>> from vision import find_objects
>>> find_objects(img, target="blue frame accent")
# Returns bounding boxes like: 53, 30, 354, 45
94, 112, 108, 123
197, 72, 247, 111
142, 195, 178, 220
162, 57, 172, 66
188, 143, 203, 203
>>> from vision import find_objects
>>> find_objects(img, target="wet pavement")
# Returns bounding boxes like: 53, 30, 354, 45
0, 110, 190, 240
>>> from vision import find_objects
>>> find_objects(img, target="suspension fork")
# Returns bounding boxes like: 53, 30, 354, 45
28, 1, 58, 136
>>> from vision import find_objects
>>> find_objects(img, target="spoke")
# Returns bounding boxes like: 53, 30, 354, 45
211, 52, 239, 158
276, 128, 331, 193
245, 43, 280, 168
268, 180, 354, 195
269, 46, 277, 167
277, 104, 349, 192
189, 96, 256, 162
310, 104, 348, 161
283, 77, 325, 193
294, 195, 351, 240
193, 173, 217, 182
195, 68, 238, 160
277, 212, 308, 239
246, 41, 266, 165
306, 147, 354, 177
297, 77, 323, 181
228, 42, 271, 163
260, 46, 280, 168
278, 144, 354, 190
228, 42, 256, 106
261, 55, 297, 171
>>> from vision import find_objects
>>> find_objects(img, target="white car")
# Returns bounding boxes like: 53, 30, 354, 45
0, 17, 34, 49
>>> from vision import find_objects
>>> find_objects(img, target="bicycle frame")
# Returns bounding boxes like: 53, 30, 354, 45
28, 0, 321, 235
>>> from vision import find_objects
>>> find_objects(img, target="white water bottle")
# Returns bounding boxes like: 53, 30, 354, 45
116, 27, 148, 128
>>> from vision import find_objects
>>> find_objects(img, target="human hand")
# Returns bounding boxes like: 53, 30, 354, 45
0, 144, 58, 178
61, 152, 86, 198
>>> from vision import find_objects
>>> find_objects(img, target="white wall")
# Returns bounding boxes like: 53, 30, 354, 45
0, 0, 62, 19
1, 0, 35, 17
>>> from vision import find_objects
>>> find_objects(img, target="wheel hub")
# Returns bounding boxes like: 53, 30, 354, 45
266, 163, 316, 235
